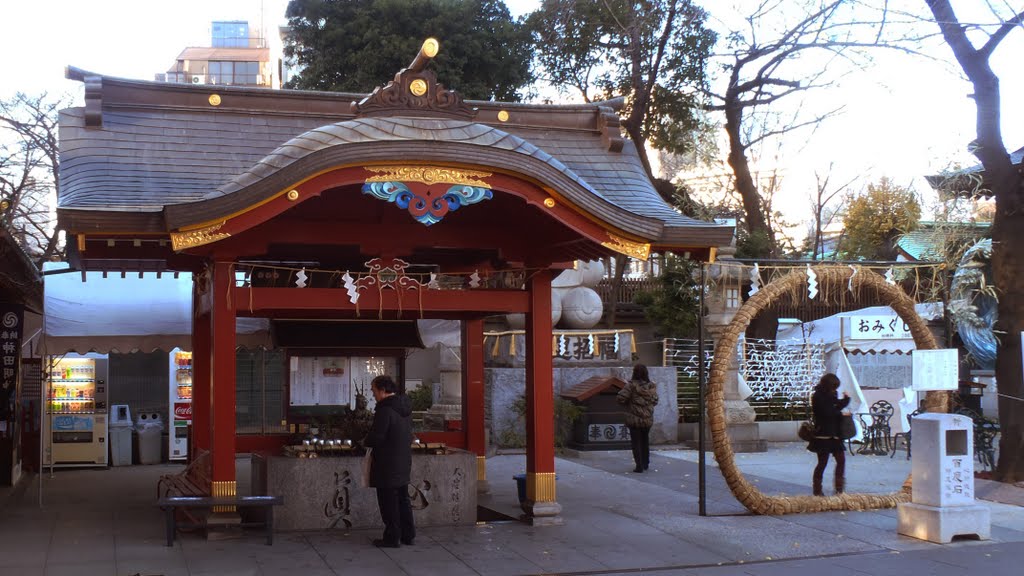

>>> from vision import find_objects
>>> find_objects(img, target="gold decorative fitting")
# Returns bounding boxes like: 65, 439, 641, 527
208, 94, 222, 106
365, 165, 492, 188
421, 38, 439, 58
212, 480, 237, 513
409, 79, 428, 97
527, 472, 557, 502
286, 189, 300, 201
170, 222, 231, 251
601, 232, 651, 260
543, 198, 556, 208
476, 456, 487, 481
0, 200, 9, 211
497, 110, 510, 122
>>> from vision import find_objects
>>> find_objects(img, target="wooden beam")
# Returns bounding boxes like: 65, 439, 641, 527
232, 286, 529, 316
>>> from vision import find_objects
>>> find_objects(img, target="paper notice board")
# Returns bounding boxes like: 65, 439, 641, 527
290, 356, 350, 405
911, 349, 958, 391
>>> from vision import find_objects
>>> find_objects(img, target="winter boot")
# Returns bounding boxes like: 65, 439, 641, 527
834, 477, 845, 495
813, 478, 824, 497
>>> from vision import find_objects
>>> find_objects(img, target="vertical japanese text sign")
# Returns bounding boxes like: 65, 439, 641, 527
0, 305, 24, 418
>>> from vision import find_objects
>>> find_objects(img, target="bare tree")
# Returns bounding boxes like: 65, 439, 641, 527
705, 0, 915, 257
925, 0, 1024, 483
0, 92, 66, 266
808, 163, 855, 260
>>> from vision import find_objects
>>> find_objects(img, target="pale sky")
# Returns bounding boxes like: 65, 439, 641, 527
2, 0, 1021, 240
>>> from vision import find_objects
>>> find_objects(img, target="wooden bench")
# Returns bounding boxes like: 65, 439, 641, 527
156, 495, 283, 546
157, 450, 211, 499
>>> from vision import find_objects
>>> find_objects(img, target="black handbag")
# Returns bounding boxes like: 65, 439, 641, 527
838, 413, 856, 440
798, 420, 816, 442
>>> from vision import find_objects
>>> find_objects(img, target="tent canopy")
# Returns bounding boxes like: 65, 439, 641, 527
43, 263, 269, 354
776, 303, 943, 354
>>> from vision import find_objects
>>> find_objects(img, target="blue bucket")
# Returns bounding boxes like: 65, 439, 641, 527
513, 474, 559, 503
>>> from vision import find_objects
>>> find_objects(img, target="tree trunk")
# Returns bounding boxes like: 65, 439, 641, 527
992, 199, 1024, 483
925, 0, 1024, 481
606, 254, 628, 328
723, 103, 773, 256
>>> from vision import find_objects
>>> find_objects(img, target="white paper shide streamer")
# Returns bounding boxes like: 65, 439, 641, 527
848, 264, 857, 293
885, 266, 896, 285
806, 264, 818, 300
295, 267, 308, 288
342, 271, 359, 304
749, 263, 762, 296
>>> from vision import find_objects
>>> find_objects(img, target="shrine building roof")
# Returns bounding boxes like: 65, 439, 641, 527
58, 52, 732, 257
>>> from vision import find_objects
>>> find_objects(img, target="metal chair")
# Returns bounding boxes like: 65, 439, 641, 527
953, 407, 999, 471
857, 400, 894, 455
975, 419, 999, 471
890, 408, 922, 459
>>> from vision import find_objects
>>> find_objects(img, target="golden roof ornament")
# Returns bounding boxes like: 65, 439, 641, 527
351, 38, 476, 120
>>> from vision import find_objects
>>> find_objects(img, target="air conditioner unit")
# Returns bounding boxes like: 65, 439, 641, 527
190, 75, 204, 84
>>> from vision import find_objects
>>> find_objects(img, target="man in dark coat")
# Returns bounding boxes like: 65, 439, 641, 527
364, 375, 415, 548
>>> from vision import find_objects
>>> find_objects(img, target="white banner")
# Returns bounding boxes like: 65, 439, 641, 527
848, 315, 912, 340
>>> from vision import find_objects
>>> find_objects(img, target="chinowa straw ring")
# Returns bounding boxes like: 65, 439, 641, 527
707, 266, 950, 515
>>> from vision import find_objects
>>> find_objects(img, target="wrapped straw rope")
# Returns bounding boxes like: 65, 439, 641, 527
707, 266, 949, 515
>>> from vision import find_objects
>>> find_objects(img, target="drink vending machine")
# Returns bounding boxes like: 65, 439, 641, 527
169, 349, 192, 460
45, 355, 108, 467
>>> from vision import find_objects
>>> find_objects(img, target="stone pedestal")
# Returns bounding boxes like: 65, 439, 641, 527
522, 500, 564, 526
897, 503, 990, 544
701, 303, 766, 453
205, 511, 243, 541
897, 413, 990, 543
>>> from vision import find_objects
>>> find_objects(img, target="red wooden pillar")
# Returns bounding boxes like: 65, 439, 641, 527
523, 269, 561, 524
210, 262, 237, 503
190, 283, 211, 457
461, 318, 487, 490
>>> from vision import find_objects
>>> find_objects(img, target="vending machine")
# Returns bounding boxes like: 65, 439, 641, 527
169, 349, 193, 461
45, 355, 108, 467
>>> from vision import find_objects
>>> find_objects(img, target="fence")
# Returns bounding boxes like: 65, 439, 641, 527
595, 277, 659, 307
664, 338, 825, 422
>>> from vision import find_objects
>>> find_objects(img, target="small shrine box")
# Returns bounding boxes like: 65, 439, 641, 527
560, 376, 630, 451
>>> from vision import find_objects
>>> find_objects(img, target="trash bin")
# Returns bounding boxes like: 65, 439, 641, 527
109, 405, 133, 466
135, 412, 164, 465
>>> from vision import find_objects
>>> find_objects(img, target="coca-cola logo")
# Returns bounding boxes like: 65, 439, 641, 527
173, 403, 192, 419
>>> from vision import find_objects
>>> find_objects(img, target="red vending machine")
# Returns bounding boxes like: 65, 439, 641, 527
169, 349, 192, 461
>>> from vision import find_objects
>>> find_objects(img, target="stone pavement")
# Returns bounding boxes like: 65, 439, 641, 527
0, 443, 1021, 576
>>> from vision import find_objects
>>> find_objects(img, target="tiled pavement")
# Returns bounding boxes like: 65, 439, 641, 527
0, 443, 1021, 575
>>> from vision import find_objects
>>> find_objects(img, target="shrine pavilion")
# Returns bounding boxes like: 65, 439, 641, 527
57, 39, 732, 524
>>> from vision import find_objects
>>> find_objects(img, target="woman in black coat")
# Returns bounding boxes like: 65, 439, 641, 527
364, 375, 415, 548
808, 373, 851, 496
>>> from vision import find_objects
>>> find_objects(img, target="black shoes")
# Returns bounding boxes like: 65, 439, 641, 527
373, 539, 400, 548
633, 467, 644, 473
401, 537, 415, 546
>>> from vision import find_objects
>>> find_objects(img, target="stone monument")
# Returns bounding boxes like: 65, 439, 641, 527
897, 413, 990, 543
424, 343, 463, 430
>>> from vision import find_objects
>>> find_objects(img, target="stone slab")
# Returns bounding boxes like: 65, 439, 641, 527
258, 449, 477, 531
897, 502, 991, 543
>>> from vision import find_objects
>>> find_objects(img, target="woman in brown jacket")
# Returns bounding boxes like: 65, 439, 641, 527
617, 364, 659, 473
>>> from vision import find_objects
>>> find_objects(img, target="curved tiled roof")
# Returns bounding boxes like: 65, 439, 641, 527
217, 117, 602, 199
58, 72, 733, 247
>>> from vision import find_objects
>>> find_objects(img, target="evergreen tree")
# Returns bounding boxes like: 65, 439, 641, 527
284, 0, 534, 101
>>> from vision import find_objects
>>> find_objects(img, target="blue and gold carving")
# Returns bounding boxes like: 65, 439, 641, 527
361, 181, 493, 226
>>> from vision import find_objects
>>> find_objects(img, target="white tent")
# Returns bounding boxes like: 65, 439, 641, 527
777, 303, 944, 354
42, 263, 270, 354
777, 303, 944, 439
